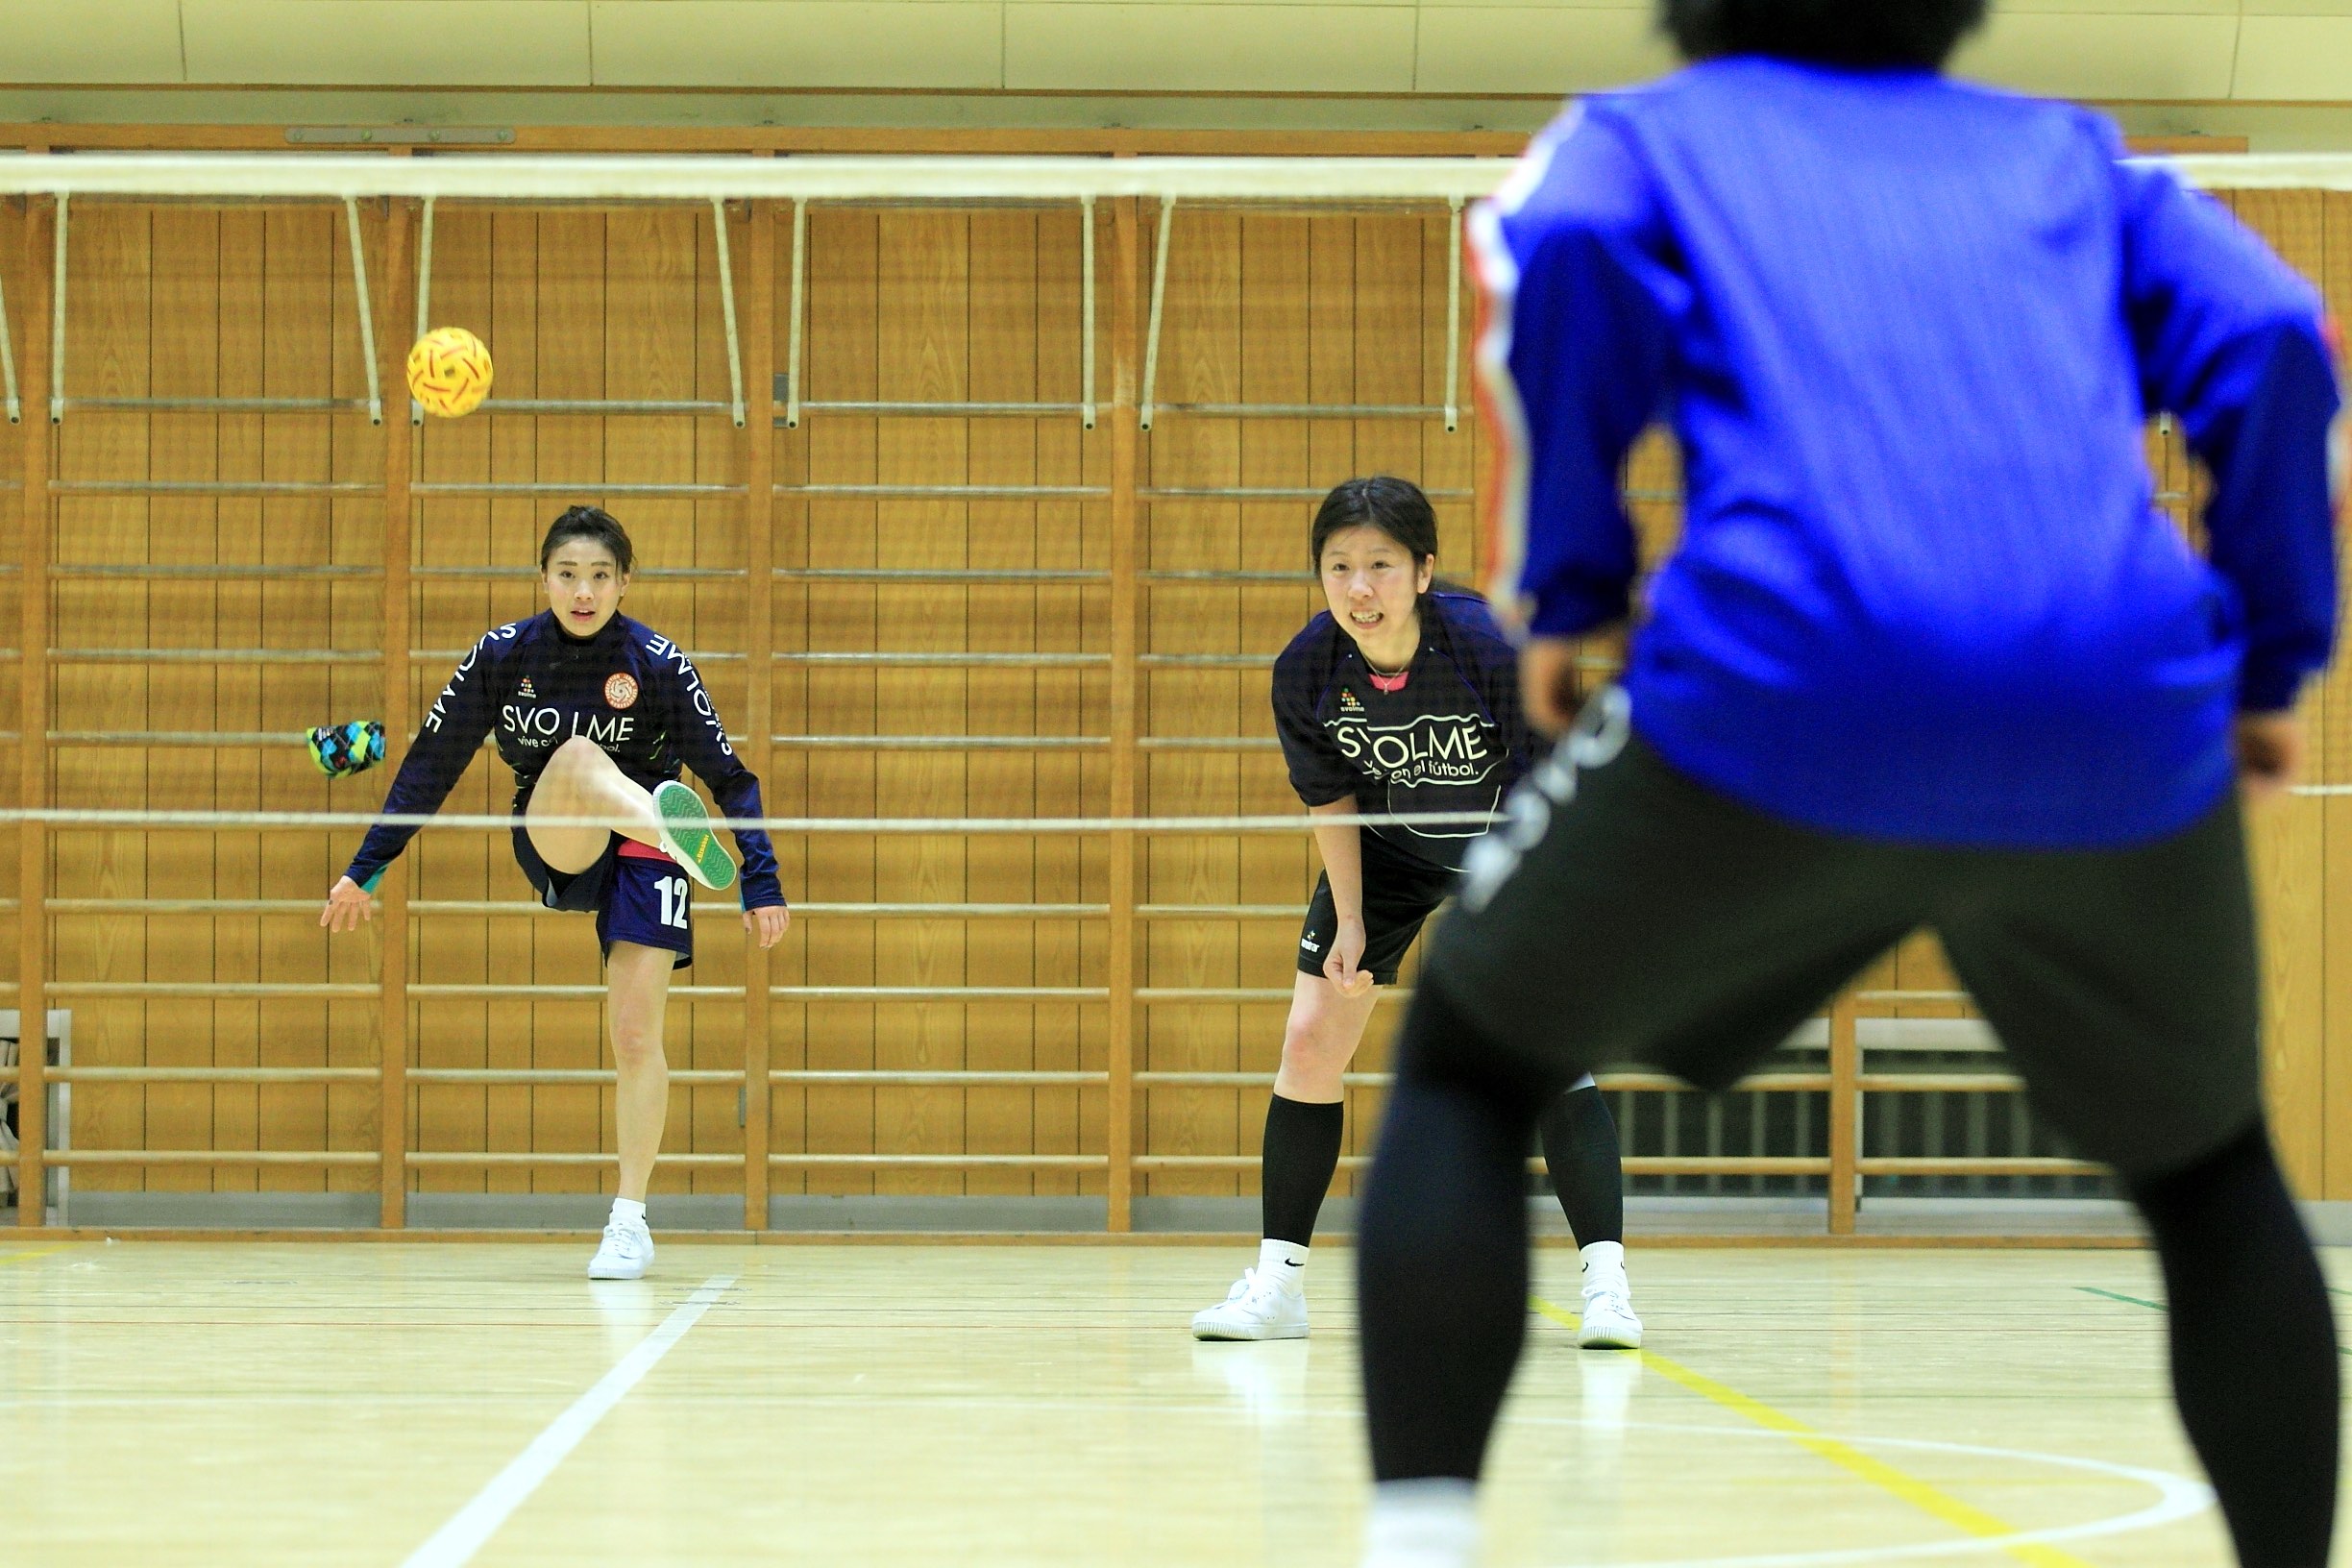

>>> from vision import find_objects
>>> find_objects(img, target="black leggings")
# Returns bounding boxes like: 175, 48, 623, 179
1359, 980, 2339, 1566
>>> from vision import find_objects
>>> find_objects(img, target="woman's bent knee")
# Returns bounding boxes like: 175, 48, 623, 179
1278, 999, 1368, 1096
543, 735, 606, 781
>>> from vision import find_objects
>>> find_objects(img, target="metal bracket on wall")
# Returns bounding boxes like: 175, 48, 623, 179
412, 194, 746, 424
1139, 194, 1467, 431
781, 196, 1098, 427
0, 256, 18, 423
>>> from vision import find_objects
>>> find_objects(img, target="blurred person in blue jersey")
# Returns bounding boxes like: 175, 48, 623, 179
1352, 3, 2346, 1565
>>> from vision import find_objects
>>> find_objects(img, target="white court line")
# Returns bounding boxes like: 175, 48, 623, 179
398, 1275, 736, 1568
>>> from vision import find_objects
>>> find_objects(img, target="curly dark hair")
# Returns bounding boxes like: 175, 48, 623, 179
1661, 0, 1989, 68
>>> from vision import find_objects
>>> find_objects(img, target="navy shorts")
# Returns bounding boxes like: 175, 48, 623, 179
1298, 830, 1462, 988
512, 827, 695, 969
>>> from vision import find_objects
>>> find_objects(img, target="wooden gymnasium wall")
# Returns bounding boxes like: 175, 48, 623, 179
7, 169, 2352, 1208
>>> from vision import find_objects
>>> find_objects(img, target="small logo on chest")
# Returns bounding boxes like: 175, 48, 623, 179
1339, 688, 1365, 715
517, 676, 536, 699
604, 673, 640, 710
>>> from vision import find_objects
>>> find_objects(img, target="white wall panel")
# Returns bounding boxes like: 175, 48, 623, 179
183, 0, 594, 86
0, 0, 183, 83
1006, 3, 1417, 91
2236, 16, 2352, 97
1952, 12, 2242, 100
1415, 6, 1667, 94
590, 1, 1003, 88
0, 1, 2338, 104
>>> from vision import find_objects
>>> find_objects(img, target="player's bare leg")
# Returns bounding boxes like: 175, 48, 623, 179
589, 940, 674, 1280
527, 736, 665, 872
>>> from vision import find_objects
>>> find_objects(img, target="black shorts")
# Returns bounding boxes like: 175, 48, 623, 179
1425, 718, 2260, 1183
513, 827, 696, 969
1299, 830, 1461, 988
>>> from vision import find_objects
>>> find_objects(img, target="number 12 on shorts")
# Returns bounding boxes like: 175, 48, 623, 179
656, 875, 692, 930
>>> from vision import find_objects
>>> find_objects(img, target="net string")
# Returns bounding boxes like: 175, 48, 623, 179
0, 807, 1512, 834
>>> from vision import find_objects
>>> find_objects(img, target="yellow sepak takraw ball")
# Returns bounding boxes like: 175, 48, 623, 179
406, 326, 493, 418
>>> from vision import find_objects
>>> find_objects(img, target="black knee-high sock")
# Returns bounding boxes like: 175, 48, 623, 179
1538, 1084, 1625, 1246
2129, 1125, 2338, 1568
1261, 1093, 1346, 1246
1358, 979, 1549, 1482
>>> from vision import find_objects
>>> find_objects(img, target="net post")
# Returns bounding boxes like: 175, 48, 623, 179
1828, 989, 1860, 1236
1106, 195, 1144, 1233
378, 193, 415, 1229
17, 191, 52, 1225
740, 190, 777, 1234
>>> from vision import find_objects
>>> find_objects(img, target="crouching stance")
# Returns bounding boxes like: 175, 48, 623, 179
1191, 477, 1639, 1350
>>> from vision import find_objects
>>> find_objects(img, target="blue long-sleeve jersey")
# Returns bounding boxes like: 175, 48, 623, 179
1473, 59, 2342, 848
344, 610, 785, 908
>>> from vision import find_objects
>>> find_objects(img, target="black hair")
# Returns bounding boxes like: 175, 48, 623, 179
1310, 477, 1439, 582
1660, 0, 1987, 68
538, 504, 635, 576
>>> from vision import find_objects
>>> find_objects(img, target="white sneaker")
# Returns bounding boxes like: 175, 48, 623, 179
1577, 1240, 1642, 1350
1191, 1268, 1310, 1340
587, 1214, 655, 1280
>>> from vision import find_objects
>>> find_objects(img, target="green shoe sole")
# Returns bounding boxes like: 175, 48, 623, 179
652, 781, 737, 892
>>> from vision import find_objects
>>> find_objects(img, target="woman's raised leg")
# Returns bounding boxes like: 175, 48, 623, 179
526, 736, 666, 874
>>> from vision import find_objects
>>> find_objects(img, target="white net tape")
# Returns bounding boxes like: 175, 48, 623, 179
0, 152, 2334, 205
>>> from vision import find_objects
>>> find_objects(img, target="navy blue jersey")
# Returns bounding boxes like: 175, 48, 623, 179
344, 610, 784, 909
1271, 590, 1537, 872
1473, 61, 2340, 848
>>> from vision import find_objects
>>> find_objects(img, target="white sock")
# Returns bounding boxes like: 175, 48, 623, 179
1361, 1479, 1479, 1568
612, 1197, 648, 1227
1260, 1237, 1310, 1292
1580, 1239, 1626, 1293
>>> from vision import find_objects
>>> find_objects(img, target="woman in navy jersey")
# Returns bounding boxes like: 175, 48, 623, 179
1189, 477, 1639, 1347
320, 506, 791, 1279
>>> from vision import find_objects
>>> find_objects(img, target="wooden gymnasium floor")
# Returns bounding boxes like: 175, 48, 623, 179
2, 1240, 2338, 1566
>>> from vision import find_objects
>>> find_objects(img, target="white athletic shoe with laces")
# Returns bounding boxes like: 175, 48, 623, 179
1191, 1268, 1310, 1340
587, 1214, 655, 1280
1576, 1240, 1642, 1350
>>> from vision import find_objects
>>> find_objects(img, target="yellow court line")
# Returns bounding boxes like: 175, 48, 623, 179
1531, 1294, 2096, 1568
0, 1246, 65, 1266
